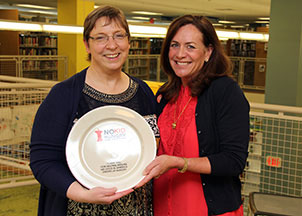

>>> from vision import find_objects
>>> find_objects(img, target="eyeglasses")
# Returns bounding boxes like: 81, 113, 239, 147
89, 33, 129, 44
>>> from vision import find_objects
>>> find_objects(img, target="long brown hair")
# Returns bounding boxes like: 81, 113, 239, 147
160, 15, 232, 102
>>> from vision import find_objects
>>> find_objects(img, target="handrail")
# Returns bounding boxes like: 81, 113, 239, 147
0, 75, 57, 89
1, 75, 302, 115
0, 75, 57, 84
0, 83, 55, 89
250, 102, 302, 115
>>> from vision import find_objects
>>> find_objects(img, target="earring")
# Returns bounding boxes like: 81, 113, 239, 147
205, 59, 208, 62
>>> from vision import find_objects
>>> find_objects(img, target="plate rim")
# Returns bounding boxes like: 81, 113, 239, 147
66, 105, 156, 192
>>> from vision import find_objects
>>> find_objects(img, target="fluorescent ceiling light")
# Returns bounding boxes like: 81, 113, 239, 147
218, 20, 236, 24
219, 37, 229, 41
230, 25, 245, 28
258, 17, 270, 20
131, 33, 165, 38
15, 4, 56, 10
26, 9, 57, 15
0, 19, 269, 41
132, 11, 163, 16
216, 30, 269, 41
216, 30, 239, 39
255, 21, 270, 24
0, 5, 57, 16
0, 20, 42, 31
132, 16, 151, 20
126, 19, 142, 23
239, 32, 265, 40
43, 24, 83, 34
129, 24, 167, 35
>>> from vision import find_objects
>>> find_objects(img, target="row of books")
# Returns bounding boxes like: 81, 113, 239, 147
19, 48, 57, 55
22, 60, 58, 71
19, 35, 57, 47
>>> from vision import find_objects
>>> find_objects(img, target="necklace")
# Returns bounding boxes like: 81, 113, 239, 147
172, 96, 192, 129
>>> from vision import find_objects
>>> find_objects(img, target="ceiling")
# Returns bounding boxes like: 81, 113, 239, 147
1, 0, 271, 28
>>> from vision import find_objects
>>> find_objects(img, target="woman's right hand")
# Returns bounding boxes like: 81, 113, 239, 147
135, 155, 183, 188
67, 181, 133, 204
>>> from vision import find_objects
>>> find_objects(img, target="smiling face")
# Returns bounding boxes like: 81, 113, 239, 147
168, 24, 213, 85
84, 16, 130, 73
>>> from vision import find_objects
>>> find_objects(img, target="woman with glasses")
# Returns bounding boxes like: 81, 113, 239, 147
30, 6, 157, 216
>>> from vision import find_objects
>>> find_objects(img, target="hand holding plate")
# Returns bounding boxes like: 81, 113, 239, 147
87, 187, 134, 204
67, 181, 134, 204
135, 155, 177, 188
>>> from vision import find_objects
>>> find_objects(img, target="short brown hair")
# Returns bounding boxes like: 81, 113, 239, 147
160, 15, 232, 101
83, 6, 130, 60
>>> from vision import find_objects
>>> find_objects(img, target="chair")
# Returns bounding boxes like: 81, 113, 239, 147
248, 192, 302, 216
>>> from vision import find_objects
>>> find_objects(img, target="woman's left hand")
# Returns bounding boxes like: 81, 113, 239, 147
135, 155, 181, 188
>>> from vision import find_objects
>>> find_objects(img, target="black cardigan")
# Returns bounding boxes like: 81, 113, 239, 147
156, 76, 250, 215
30, 68, 157, 216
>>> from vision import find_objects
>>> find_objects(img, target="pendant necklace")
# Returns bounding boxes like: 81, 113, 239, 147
172, 96, 192, 129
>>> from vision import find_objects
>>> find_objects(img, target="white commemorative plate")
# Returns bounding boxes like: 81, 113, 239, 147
66, 105, 156, 192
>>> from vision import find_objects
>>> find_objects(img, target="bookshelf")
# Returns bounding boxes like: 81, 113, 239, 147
228, 39, 256, 57
227, 39, 267, 87
19, 32, 58, 80
126, 37, 151, 79
150, 38, 163, 54
0, 9, 19, 76
19, 33, 57, 55
129, 37, 150, 55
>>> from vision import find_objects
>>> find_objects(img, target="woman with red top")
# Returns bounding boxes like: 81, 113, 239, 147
137, 15, 250, 215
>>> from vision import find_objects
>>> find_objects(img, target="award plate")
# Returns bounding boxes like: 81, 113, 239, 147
66, 105, 156, 192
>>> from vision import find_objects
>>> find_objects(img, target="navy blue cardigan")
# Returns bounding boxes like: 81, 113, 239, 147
30, 68, 156, 216
156, 76, 250, 215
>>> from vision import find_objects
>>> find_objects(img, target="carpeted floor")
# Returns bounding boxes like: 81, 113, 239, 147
0, 184, 39, 216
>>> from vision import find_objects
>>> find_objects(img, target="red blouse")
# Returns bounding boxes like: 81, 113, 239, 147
153, 86, 243, 216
